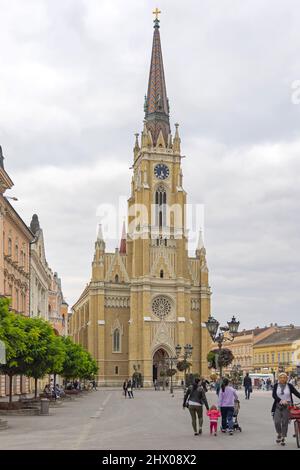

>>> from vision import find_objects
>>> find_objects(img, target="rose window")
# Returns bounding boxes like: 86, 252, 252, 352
152, 296, 171, 319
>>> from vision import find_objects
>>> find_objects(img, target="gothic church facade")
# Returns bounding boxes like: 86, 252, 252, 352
70, 16, 212, 386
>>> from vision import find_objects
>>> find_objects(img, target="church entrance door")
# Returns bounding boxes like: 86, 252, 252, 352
152, 348, 169, 388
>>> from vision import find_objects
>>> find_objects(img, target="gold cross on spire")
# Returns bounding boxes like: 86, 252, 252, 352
153, 7, 161, 20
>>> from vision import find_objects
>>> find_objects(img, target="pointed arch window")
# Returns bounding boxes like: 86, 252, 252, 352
113, 329, 121, 352
160, 270, 164, 278
115, 274, 119, 283
155, 185, 167, 229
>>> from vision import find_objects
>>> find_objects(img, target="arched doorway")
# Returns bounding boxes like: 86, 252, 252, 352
152, 348, 169, 383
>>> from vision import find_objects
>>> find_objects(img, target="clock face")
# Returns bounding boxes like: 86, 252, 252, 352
154, 164, 169, 180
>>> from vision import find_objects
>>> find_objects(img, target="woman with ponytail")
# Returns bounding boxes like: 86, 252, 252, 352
218, 378, 238, 435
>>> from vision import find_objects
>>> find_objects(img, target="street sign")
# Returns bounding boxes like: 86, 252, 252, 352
0, 340, 6, 364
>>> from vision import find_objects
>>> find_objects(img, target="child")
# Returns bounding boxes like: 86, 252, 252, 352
207, 405, 221, 436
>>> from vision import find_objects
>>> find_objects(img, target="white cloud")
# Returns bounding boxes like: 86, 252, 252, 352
1, 0, 300, 327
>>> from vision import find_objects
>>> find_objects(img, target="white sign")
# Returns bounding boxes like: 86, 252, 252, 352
0, 340, 6, 364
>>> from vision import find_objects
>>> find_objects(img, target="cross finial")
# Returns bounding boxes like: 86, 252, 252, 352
153, 8, 161, 20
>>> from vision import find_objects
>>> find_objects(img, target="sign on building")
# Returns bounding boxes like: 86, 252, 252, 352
0, 340, 6, 364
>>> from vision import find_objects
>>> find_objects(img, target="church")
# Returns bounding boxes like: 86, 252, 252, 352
69, 13, 212, 386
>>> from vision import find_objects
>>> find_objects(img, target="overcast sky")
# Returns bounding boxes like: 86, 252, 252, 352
1, 0, 300, 329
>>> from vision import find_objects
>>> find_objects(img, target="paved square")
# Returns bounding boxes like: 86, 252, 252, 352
0, 389, 298, 450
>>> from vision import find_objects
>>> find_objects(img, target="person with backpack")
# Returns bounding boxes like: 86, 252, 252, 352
183, 378, 209, 436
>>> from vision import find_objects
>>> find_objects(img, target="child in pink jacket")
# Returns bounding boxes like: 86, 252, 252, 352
207, 405, 221, 436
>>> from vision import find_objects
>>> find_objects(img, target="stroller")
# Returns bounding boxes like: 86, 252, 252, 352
233, 399, 242, 432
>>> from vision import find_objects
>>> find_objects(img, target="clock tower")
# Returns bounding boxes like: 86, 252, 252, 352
70, 13, 212, 386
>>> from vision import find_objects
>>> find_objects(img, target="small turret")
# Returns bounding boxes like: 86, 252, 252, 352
196, 229, 206, 258
119, 220, 126, 255
30, 214, 40, 235
133, 133, 140, 160
92, 224, 105, 281
173, 123, 181, 154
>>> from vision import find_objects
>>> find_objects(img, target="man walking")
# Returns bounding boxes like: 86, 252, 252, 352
243, 373, 252, 399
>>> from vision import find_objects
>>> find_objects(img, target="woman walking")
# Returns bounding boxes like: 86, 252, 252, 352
218, 378, 238, 435
183, 378, 209, 436
272, 372, 300, 446
127, 379, 134, 398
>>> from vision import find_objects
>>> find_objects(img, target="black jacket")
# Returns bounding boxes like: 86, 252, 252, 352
243, 376, 252, 388
183, 385, 209, 410
271, 383, 300, 413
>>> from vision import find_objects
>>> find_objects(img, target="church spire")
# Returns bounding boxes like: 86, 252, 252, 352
119, 220, 126, 254
144, 9, 170, 147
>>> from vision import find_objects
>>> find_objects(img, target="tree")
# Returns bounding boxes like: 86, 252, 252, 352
60, 337, 98, 383
21, 319, 65, 398
78, 350, 98, 381
0, 298, 28, 405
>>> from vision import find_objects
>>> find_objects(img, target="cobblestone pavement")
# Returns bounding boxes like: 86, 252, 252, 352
0, 389, 298, 450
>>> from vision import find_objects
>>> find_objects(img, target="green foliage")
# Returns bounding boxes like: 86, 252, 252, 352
0, 298, 97, 401
207, 349, 234, 369
166, 368, 177, 377
0, 298, 28, 377
176, 360, 191, 372
60, 337, 98, 380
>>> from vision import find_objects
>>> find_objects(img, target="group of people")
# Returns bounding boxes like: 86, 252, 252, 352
183, 377, 238, 436
122, 379, 134, 398
43, 382, 65, 399
183, 372, 300, 446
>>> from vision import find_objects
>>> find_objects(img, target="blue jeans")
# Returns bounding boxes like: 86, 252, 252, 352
221, 407, 234, 431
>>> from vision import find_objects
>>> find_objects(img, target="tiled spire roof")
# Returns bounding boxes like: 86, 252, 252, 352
144, 16, 170, 146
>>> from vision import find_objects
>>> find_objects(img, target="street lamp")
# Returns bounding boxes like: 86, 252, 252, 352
165, 345, 182, 396
176, 343, 193, 390
205, 315, 240, 379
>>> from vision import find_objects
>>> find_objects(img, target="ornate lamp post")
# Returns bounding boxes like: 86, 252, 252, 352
176, 343, 193, 389
205, 315, 240, 379
165, 344, 182, 396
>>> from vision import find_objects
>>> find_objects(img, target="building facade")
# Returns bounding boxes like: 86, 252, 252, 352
0, 149, 68, 397
70, 17, 212, 386
253, 326, 300, 376
219, 327, 277, 374
0, 145, 34, 396
30, 214, 51, 320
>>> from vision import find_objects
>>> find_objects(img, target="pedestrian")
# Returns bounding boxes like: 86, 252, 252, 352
183, 378, 209, 436
200, 377, 210, 392
215, 378, 221, 396
92, 380, 97, 391
243, 373, 252, 400
272, 372, 300, 446
127, 379, 134, 398
123, 380, 128, 398
218, 378, 239, 435
154, 379, 158, 391
207, 405, 221, 436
